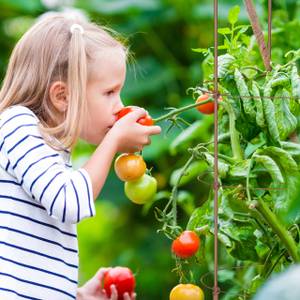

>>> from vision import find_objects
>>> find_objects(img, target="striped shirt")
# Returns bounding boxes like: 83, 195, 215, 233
0, 105, 95, 299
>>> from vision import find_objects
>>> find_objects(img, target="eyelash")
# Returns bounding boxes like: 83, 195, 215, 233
106, 90, 115, 96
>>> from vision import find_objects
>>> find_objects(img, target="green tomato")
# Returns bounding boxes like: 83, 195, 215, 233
124, 174, 157, 204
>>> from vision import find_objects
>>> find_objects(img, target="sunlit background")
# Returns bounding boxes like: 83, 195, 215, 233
0, 1, 300, 299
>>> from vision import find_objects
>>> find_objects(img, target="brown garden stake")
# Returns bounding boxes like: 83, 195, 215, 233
213, 0, 219, 298
244, 0, 272, 71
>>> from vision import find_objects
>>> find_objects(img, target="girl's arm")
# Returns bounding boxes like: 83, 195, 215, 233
0, 106, 95, 224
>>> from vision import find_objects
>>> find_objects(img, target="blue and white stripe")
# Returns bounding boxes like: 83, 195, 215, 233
0, 105, 95, 299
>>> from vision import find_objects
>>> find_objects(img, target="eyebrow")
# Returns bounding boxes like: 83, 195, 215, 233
104, 83, 123, 91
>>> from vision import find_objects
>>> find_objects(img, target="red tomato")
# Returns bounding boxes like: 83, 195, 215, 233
117, 107, 154, 126
103, 267, 135, 300
196, 93, 222, 114
137, 115, 154, 126
170, 284, 204, 300
171, 231, 200, 259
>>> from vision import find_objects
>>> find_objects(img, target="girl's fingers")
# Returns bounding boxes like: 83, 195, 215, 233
125, 108, 147, 121
109, 284, 118, 300
96, 267, 111, 282
123, 292, 136, 300
123, 292, 130, 300
146, 125, 162, 135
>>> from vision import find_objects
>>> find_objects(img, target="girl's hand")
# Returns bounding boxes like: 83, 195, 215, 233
76, 268, 136, 300
109, 108, 161, 153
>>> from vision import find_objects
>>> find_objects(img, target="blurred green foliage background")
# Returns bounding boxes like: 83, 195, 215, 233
0, 0, 300, 299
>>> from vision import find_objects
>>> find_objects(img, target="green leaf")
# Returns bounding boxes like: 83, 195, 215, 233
186, 200, 211, 231
218, 269, 235, 283
221, 186, 249, 216
191, 48, 209, 54
218, 54, 235, 78
203, 152, 230, 179
280, 141, 300, 158
273, 89, 297, 140
218, 27, 232, 35
220, 219, 259, 261
258, 147, 298, 174
177, 191, 195, 216
228, 159, 252, 178
228, 5, 240, 25
169, 118, 213, 155
253, 154, 284, 184
169, 161, 208, 187
257, 147, 299, 216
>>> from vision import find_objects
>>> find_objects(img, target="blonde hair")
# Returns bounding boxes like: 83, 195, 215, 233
0, 12, 127, 151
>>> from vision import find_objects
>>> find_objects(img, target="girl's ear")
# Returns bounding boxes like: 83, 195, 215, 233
49, 81, 69, 113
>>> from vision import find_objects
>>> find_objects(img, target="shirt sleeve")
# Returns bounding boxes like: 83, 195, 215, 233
0, 106, 95, 224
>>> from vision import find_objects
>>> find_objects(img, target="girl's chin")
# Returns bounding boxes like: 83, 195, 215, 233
80, 133, 105, 145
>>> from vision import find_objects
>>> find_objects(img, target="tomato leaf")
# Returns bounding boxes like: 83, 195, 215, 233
169, 161, 207, 187
228, 5, 240, 25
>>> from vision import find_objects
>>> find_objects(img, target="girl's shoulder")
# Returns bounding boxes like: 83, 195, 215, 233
0, 105, 39, 128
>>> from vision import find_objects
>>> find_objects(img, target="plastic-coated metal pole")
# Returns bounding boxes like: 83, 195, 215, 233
213, 0, 219, 299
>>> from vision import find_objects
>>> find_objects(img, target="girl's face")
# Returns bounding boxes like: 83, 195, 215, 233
80, 48, 126, 145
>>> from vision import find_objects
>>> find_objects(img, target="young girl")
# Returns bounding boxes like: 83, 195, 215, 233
0, 12, 161, 300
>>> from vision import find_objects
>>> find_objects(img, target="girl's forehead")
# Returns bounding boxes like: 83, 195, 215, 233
92, 47, 126, 66
88, 48, 126, 84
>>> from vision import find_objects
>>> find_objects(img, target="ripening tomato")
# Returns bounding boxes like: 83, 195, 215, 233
124, 174, 157, 204
171, 230, 200, 258
117, 107, 154, 126
196, 93, 222, 114
103, 267, 135, 300
170, 284, 204, 300
136, 115, 154, 126
114, 154, 146, 181
116, 107, 133, 119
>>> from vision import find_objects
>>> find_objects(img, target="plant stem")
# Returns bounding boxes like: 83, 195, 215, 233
219, 101, 243, 160
246, 157, 254, 202
169, 155, 195, 227
255, 197, 300, 263
153, 99, 243, 161
153, 100, 213, 123
208, 152, 236, 164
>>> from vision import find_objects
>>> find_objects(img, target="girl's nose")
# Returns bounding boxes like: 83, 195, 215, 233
114, 98, 124, 115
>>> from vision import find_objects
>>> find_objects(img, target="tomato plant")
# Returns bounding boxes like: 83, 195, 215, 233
171, 231, 200, 259
117, 107, 154, 126
103, 267, 135, 300
151, 4, 300, 299
114, 153, 146, 181
169, 284, 204, 300
124, 174, 157, 204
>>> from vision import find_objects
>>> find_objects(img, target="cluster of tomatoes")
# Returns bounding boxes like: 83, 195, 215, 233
114, 107, 157, 205
114, 153, 157, 204
102, 231, 205, 299
169, 231, 204, 299
108, 107, 206, 299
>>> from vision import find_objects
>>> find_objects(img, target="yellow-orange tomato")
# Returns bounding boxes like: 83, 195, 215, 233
170, 284, 204, 300
114, 154, 146, 181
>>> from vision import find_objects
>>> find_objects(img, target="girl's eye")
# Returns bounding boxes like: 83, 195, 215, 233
106, 90, 115, 96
